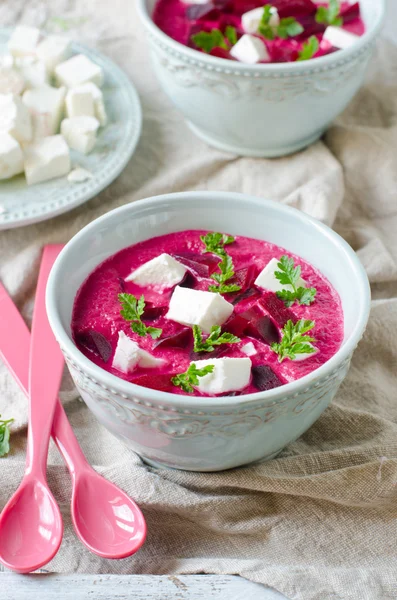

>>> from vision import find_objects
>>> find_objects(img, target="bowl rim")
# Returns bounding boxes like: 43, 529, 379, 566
136, 0, 385, 74
46, 191, 371, 409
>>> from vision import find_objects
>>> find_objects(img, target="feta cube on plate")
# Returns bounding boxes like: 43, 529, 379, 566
241, 341, 257, 357
242, 6, 279, 34
255, 257, 306, 293
8, 26, 41, 58
36, 35, 70, 73
166, 286, 234, 333
291, 343, 318, 362
0, 133, 24, 180
0, 67, 25, 95
322, 26, 359, 50
192, 357, 252, 395
23, 85, 66, 137
230, 34, 270, 64
55, 54, 104, 88
17, 58, 48, 89
61, 116, 100, 154
0, 93, 32, 143
24, 134, 71, 185
70, 83, 107, 125
112, 331, 165, 373
125, 253, 187, 288
65, 87, 95, 119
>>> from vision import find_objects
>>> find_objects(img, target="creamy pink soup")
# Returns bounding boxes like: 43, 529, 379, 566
72, 230, 344, 397
153, 0, 365, 63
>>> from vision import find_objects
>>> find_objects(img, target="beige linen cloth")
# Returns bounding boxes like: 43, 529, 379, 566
1, 2, 397, 599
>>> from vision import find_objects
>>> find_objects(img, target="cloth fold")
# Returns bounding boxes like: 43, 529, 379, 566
0, 2, 396, 599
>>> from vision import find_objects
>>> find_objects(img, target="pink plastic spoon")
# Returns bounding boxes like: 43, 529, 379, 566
0, 265, 146, 562
0, 245, 65, 573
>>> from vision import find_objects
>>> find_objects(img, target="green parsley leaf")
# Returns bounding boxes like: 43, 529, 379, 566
172, 363, 215, 394
274, 256, 317, 307
0, 416, 14, 457
297, 35, 319, 61
191, 29, 228, 53
193, 325, 240, 353
119, 293, 162, 339
258, 4, 276, 40
315, 0, 343, 26
277, 17, 304, 39
208, 254, 241, 294
225, 25, 238, 46
200, 231, 235, 256
271, 319, 316, 362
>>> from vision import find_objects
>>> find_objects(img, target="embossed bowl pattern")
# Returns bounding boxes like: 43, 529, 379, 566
46, 192, 371, 471
136, 0, 385, 157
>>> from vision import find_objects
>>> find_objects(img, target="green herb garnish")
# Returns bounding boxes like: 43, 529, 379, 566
172, 363, 215, 393
191, 29, 228, 53
271, 319, 316, 362
200, 231, 235, 257
208, 254, 241, 294
277, 16, 304, 39
297, 35, 319, 61
0, 416, 14, 457
118, 293, 162, 339
225, 25, 238, 46
259, 6, 304, 40
193, 325, 240, 353
258, 5, 276, 40
315, 0, 343, 26
274, 256, 316, 307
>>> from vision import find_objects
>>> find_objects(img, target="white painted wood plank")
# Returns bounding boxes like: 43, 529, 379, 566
0, 574, 287, 600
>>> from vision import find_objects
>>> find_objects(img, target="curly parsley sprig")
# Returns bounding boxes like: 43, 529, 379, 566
172, 363, 215, 393
275, 256, 316, 307
271, 319, 316, 362
0, 416, 14, 457
208, 254, 241, 294
200, 231, 235, 257
315, 0, 343, 26
193, 325, 240, 353
118, 293, 162, 339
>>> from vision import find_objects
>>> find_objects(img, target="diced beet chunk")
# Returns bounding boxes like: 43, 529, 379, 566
132, 374, 175, 393
259, 293, 297, 328
76, 330, 112, 363
239, 303, 265, 322
273, 0, 317, 17
231, 286, 260, 306
190, 345, 229, 361
223, 314, 248, 337
173, 252, 219, 276
210, 47, 231, 59
186, 3, 220, 20
252, 365, 283, 391
179, 271, 198, 289
231, 264, 258, 290
154, 328, 192, 350
173, 255, 209, 278
340, 1, 360, 21
118, 277, 126, 292
245, 315, 280, 345
143, 303, 167, 321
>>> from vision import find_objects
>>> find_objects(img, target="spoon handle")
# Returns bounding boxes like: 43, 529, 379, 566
27, 245, 65, 478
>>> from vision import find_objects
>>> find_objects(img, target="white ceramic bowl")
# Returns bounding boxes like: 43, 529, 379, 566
47, 192, 370, 471
137, 0, 385, 157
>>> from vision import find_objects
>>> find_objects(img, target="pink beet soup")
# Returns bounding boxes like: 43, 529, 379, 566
71, 230, 344, 397
152, 0, 365, 63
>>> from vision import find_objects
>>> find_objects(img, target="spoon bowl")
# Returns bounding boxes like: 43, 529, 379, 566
72, 468, 146, 559
0, 476, 63, 573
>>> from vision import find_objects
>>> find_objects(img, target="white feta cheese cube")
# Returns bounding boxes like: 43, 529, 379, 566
17, 58, 48, 89
71, 83, 107, 125
242, 6, 279, 34
65, 87, 95, 118
0, 94, 32, 143
0, 67, 25, 95
67, 167, 93, 183
255, 258, 306, 293
291, 344, 318, 362
192, 357, 252, 395
35, 35, 70, 73
230, 34, 270, 64
24, 134, 70, 185
61, 116, 100, 154
322, 26, 359, 50
241, 341, 257, 357
0, 133, 24, 180
125, 253, 187, 288
112, 331, 165, 373
8, 26, 41, 58
55, 54, 104, 88
166, 286, 234, 334
23, 85, 66, 137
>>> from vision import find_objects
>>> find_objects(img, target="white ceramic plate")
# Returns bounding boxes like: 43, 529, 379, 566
0, 29, 142, 230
